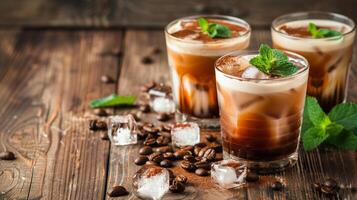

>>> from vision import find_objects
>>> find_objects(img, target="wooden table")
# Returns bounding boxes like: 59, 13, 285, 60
0, 1, 357, 200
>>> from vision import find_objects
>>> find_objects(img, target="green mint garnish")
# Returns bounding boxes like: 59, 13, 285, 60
90, 94, 136, 108
308, 22, 342, 39
302, 96, 357, 151
198, 17, 232, 38
249, 44, 298, 77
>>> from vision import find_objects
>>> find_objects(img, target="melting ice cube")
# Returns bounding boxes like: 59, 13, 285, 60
171, 122, 200, 147
133, 166, 170, 200
108, 115, 138, 146
241, 66, 269, 79
151, 97, 176, 114
211, 159, 247, 189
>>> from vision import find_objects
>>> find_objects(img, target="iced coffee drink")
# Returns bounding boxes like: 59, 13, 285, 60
215, 46, 309, 172
272, 12, 355, 112
165, 15, 251, 128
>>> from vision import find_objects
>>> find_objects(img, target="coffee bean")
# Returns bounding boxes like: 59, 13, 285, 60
194, 142, 207, 148
158, 131, 171, 138
139, 104, 151, 113
101, 75, 115, 84
160, 124, 172, 132
142, 124, 159, 134
245, 172, 259, 182
199, 147, 216, 161
313, 182, 321, 190
141, 56, 154, 64
156, 136, 170, 146
157, 113, 170, 121
194, 160, 211, 170
108, 185, 129, 197
181, 160, 196, 172
137, 130, 148, 140
145, 160, 157, 165
209, 142, 222, 153
139, 146, 153, 155
174, 150, 192, 160
149, 152, 164, 163
175, 175, 188, 184
160, 159, 173, 168
323, 178, 338, 189
143, 137, 156, 147
163, 152, 176, 160
183, 155, 196, 163
321, 185, 337, 194
152, 47, 162, 55
135, 156, 149, 165
93, 108, 108, 116
100, 132, 109, 140
156, 146, 173, 154
169, 180, 185, 193
96, 121, 107, 130
194, 146, 202, 156
206, 134, 217, 142
181, 145, 194, 153
271, 181, 284, 191
0, 151, 15, 160
195, 168, 209, 176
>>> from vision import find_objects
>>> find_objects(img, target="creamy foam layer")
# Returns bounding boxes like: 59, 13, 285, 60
216, 56, 308, 94
273, 19, 355, 52
166, 20, 250, 56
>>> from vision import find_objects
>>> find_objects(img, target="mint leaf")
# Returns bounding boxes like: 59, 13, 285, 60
198, 17, 231, 38
325, 122, 344, 137
90, 94, 136, 108
302, 127, 328, 151
249, 44, 298, 77
326, 129, 357, 150
328, 103, 357, 132
308, 22, 342, 39
305, 96, 329, 126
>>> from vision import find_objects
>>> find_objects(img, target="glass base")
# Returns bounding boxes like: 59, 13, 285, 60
175, 111, 220, 130
223, 151, 298, 174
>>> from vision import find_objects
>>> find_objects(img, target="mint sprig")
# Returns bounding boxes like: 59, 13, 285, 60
198, 17, 232, 38
90, 94, 136, 108
308, 22, 342, 39
249, 44, 298, 77
302, 96, 357, 151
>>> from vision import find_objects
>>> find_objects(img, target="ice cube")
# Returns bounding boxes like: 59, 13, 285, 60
241, 66, 269, 79
133, 166, 170, 200
211, 159, 247, 189
171, 122, 200, 147
151, 97, 176, 114
108, 115, 138, 145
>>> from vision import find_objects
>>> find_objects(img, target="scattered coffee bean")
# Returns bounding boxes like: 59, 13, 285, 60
245, 172, 259, 182
156, 146, 173, 154
313, 182, 321, 190
158, 131, 171, 138
142, 124, 159, 134
319, 178, 339, 194
157, 113, 170, 121
135, 156, 149, 165
93, 108, 108, 116
156, 136, 170, 146
161, 124, 172, 132
139, 146, 153, 155
175, 175, 188, 184
181, 160, 196, 172
100, 132, 109, 140
271, 181, 284, 191
0, 151, 16, 160
152, 47, 162, 55
141, 56, 154, 64
107, 185, 129, 197
163, 152, 176, 160
143, 137, 156, 147
101, 75, 115, 84
194, 146, 202, 156
183, 155, 196, 163
174, 150, 192, 160
206, 134, 217, 142
194, 160, 211, 170
199, 147, 216, 161
137, 130, 148, 140
209, 142, 223, 153
139, 104, 151, 113
323, 178, 338, 189
195, 168, 209, 176
89, 119, 107, 131
321, 185, 337, 194
149, 152, 164, 163
169, 180, 185, 193
160, 159, 173, 168
145, 160, 157, 165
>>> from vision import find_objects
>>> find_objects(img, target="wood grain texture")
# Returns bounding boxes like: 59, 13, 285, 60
0, 30, 122, 199
0, 0, 357, 28
106, 30, 357, 200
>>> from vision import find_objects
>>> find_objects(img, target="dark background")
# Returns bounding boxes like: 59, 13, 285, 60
0, 0, 356, 29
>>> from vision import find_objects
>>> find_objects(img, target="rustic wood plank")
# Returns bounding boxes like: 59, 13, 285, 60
107, 29, 357, 200
0, 30, 122, 199
0, 0, 357, 28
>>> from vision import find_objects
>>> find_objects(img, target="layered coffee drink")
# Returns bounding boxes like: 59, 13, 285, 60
215, 50, 309, 172
165, 15, 251, 128
272, 12, 356, 112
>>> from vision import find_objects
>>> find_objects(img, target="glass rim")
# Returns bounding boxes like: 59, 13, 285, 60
215, 50, 309, 81
164, 14, 251, 44
271, 11, 356, 41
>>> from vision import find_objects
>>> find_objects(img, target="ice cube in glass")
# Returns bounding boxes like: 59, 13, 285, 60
108, 115, 138, 146
211, 159, 247, 189
133, 165, 170, 200
171, 122, 200, 147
